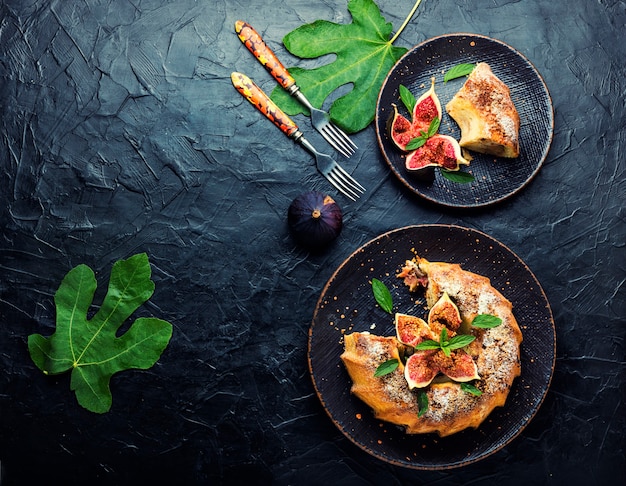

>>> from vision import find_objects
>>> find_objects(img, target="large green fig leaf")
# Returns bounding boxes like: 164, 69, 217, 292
270, 0, 408, 133
28, 253, 173, 414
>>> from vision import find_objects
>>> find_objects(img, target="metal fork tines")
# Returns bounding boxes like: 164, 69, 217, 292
231, 71, 364, 200
235, 20, 358, 158
290, 87, 358, 159
297, 135, 365, 201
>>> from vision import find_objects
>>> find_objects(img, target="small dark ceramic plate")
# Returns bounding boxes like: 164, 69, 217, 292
308, 225, 555, 469
375, 34, 554, 208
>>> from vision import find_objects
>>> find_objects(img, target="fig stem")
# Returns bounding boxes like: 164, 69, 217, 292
389, 0, 423, 45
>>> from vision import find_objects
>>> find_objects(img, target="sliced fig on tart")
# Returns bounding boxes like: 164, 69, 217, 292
440, 349, 480, 383
395, 313, 435, 347
405, 348, 480, 389
428, 292, 462, 334
404, 350, 440, 388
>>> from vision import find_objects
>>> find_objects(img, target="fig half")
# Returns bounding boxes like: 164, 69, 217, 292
405, 134, 470, 172
441, 350, 480, 382
404, 350, 439, 388
395, 313, 435, 347
404, 348, 480, 389
389, 78, 442, 151
401, 291, 480, 389
428, 292, 462, 334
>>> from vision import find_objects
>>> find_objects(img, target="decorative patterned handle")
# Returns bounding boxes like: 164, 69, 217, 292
231, 72, 299, 138
235, 20, 296, 90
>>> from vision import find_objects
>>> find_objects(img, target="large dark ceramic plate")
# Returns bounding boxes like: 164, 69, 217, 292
308, 225, 555, 469
375, 34, 554, 208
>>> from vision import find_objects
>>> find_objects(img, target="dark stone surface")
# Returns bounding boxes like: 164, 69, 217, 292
0, 0, 623, 484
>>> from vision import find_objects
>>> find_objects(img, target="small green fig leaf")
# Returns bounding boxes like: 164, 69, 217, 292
28, 253, 173, 414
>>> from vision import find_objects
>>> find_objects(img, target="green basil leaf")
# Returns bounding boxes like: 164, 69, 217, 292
405, 136, 427, 151
415, 339, 441, 351
472, 314, 503, 329
417, 390, 429, 417
427, 116, 440, 137
441, 170, 475, 184
440, 327, 449, 345
444, 63, 476, 83
460, 382, 483, 396
405, 117, 440, 151
371, 278, 393, 314
399, 84, 416, 115
447, 334, 476, 350
374, 358, 399, 377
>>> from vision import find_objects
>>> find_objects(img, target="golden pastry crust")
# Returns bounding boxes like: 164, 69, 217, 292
340, 256, 523, 436
342, 333, 423, 429
445, 62, 520, 158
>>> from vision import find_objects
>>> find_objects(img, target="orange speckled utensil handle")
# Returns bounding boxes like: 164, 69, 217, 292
231, 72, 299, 138
235, 20, 296, 90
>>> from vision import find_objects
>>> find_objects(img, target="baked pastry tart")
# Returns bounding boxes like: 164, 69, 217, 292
340, 256, 523, 436
445, 62, 520, 158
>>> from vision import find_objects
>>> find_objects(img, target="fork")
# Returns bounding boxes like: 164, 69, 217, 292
235, 20, 358, 158
231, 72, 365, 201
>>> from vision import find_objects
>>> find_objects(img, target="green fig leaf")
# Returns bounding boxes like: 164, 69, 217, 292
270, 0, 408, 133
28, 253, 173, 414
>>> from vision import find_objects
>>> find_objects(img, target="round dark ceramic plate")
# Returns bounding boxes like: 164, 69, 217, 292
375, 34, 554, 208
308, 225, 555, 469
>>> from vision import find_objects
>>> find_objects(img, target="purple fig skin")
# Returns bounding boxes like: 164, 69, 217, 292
288, 191, 343, 249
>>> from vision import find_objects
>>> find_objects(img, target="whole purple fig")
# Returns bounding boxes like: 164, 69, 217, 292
288, 191, 343, 249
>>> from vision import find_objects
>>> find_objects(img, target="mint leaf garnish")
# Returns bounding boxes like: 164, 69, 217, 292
414, 339, 441, 351
417, 390, 428, 417
444, 63, 476, 82
441, 169, 475, 183
460, 382, 483, 396
372, 278, 393, 314
405, 116, 440, 150
399, 84, 416, 115
415, 327, 475, 357
374, 358, 399, 377
471, 314, 503, 329
447, 334, 477, 351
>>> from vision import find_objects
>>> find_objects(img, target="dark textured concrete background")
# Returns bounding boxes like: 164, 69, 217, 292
1, 0, 624, 484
